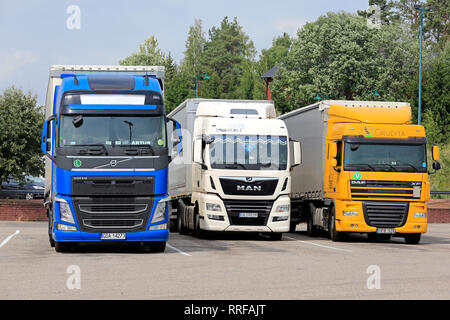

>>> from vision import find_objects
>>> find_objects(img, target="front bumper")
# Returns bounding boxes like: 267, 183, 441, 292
53, 229, 169, 242
334, 200, 427, 234
197, 193, 291, 233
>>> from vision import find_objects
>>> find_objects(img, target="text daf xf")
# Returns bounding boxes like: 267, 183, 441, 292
280, 100, 440, 244
167, 99, 301, 239
42, 65, 181, 252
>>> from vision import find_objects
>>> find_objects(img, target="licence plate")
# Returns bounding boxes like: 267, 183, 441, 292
239, 212, 258, 218
376, 228, 395, 234
101, 233, 126, 240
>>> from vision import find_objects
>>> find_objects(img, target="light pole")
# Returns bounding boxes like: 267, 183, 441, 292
196, 72, 211, 98
414, 5, 432, 125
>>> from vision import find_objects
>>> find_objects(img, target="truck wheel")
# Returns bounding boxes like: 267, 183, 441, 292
55, 242, 72, 253
194, 210, 207, 239
177, 201, 188, 235
146, 241, 166, 253
404, 234, 421, 245
289, 221, 297, 233
329, 206, 346, 242
269, 233, 283, 241
307, 204, 319, 237
48, 213, 55, 248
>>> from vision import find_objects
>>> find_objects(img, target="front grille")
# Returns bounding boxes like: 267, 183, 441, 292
223, 200, 273, 226
351, 180, 421, 200
73, 197, 153, 232
363, 201, 409, 228
83, 219, 143, 229
79, 204, 147, 214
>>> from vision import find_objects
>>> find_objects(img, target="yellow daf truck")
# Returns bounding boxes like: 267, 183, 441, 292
279, 100, 441, 244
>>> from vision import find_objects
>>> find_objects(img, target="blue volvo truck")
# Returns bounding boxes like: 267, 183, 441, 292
41, 65, 181, 253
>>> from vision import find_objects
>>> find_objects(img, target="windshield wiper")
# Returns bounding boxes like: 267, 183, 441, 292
372, 164, 398, 172
395, 163, 419, 172
117, 144, 155, 155
73, 144, 108, 155
346, 163, 376, 171
224, 163, 247, 170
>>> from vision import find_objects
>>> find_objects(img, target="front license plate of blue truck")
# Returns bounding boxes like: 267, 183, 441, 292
376, 228, 395, 234
101, 233, 126, 240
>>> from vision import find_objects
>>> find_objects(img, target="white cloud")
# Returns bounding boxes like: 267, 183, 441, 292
0, 49, 39, 81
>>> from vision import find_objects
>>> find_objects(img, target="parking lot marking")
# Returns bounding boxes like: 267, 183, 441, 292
284, 235, 352, 252
0, 230, 20, 249
167, 243, 192, 256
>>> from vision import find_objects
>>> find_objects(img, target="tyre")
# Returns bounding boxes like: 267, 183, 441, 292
177, 201, 188, 235
48, 212, 55, 248
404, 233, 421, 244
329, 206, 346, 242
269, 233, 283, 241
145, 241, 166, 253
289, 221, 297, 233
194, 208, 207, 239
55, 242, 72, 253
307, 203, 319, 237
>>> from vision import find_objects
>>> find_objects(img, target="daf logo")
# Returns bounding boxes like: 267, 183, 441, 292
237, 185, 261, 192
110, 160, 118, 167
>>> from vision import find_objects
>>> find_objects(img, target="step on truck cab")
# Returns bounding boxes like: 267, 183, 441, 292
279, 100, 441, 244
41, 65, 181, 252
168, 99, 301, 239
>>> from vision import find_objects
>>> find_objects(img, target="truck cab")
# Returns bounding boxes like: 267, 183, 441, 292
42, 65, 180, 252
168, 99, 301, 239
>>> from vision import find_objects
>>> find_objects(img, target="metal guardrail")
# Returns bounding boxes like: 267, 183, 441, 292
430, 191, 450, 199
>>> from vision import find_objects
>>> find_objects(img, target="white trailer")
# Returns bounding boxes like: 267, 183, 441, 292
168, 99, 301, 239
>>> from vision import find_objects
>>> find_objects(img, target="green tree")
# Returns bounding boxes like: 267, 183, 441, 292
0, 87, 44, 184
423, 0, 449, 49
272, 12, 418, 114
200, 16, 256, 99
119, 36, 166, 66
406, 42, 450, 144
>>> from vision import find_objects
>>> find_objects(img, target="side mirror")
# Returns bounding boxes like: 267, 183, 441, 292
329, 142, 338, 159
432, 161, 441, 171
291, 141, 301, 167
41, 115, 56, 159
193, 138, 203, 164
432, 145, 440, 161
167, 117, 182, 155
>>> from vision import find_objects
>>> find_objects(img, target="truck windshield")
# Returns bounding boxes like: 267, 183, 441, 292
209, 135, 288, 170
344, 143, 427, 173
59, 115, 166, 149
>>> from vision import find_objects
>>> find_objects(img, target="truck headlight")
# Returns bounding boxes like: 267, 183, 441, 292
56, 198, 75, 224
414, 212, 426, 218
56, 223, 77, 231
207, 214, 224, 221
273, 216, 289, 222
343, 211, 358, 217
206, 203, 222, 212
151, 201, 167, 224
275, 204, 290, 213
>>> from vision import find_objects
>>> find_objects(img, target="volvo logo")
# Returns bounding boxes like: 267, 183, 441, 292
237, 185, 261, 192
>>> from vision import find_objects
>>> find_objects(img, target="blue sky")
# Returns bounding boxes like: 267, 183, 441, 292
0, 0, 370, 104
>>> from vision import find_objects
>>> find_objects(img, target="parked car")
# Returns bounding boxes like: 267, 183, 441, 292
0, 176, 44, 200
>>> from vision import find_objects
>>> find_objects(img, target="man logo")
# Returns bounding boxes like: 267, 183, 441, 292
246, 177, 253, 182
237, 185, 261, 192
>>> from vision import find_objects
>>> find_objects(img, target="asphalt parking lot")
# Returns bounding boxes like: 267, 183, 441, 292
0, 221, 449, 300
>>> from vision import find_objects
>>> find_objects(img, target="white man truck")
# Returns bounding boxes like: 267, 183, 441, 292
168, 99, 301, 239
